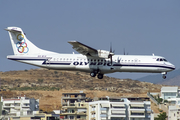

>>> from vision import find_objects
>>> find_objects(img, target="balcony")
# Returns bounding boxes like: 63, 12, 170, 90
22, 104, 30, 108
22, 100, 29, 104
61, 112, 76, 115
62, 96, 86, 99
111, 110, 126, 117
76, 111, 86, 115
101, 110, 107, 114
14, 106, 20, 110
4, 104, 15, 108
129, 111, 145, 118
77, 119, 86, 120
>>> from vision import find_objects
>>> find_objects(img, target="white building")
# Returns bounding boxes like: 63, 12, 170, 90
159, 86, 180, 120
160, 87, 178, 100
88, 97, 153, 120
1, 95, 39, 117
168, 105, 180, 120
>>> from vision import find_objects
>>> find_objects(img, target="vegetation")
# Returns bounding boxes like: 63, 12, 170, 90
155, 112, 167, 120
9, 86, 60, 91
154, 95, 163, 104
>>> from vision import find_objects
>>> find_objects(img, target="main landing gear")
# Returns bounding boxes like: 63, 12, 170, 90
90, 71, 104, 79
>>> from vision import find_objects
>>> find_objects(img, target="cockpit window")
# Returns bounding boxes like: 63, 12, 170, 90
156, 58, 168, 62
163, 59, 167, 62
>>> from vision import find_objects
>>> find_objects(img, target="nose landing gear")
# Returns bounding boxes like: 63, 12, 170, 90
162, 75, 166, 79
162, 72, 167, 79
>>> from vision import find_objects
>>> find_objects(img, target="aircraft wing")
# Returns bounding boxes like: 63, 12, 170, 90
68, 41, 98, 56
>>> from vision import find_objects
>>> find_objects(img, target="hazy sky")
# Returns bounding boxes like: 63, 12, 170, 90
0, 1, 180, 80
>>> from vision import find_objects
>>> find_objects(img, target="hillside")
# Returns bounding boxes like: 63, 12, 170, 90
0, 69, 163, 112
0, 69, 162, 93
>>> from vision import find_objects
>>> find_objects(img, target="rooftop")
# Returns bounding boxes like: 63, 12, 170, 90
62, 93, 86, 95
161, 87, 178, 92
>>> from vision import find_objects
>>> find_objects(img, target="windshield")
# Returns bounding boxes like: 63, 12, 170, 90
156, 58, 168, 62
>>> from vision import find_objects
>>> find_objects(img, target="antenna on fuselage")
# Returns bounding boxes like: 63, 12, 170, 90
123, 48, 128, 55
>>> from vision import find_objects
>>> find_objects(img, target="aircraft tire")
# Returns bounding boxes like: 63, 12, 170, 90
162, 75, 166, 79
90, 72, 96, 77
97, 74, 103, 79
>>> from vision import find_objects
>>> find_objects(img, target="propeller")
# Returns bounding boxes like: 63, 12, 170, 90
108, 43, 115, 65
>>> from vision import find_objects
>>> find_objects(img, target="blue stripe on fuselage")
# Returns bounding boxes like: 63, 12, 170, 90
8, 57, 175, 70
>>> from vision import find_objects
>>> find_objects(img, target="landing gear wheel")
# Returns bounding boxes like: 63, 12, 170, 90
163, 75, 166, 79
90, 72, 96, 77
97, 74, 104, 79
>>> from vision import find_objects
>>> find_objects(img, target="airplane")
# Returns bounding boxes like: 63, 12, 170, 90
5, 27, 175, 79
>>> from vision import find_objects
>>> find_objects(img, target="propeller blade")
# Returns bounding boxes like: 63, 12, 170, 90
110, 56, 112, 65
110, 42, 112, 52
109, 42, 115, 65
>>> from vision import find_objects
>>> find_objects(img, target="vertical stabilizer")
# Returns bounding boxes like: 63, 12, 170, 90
5, 27, 42, 55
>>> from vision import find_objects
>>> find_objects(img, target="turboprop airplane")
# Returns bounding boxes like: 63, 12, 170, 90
5, 27, 175, 79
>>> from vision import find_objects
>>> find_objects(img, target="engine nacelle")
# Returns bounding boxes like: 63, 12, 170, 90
96, 50, 110, 59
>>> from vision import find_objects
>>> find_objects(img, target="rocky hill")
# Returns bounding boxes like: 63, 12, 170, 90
0, 69, 162, 93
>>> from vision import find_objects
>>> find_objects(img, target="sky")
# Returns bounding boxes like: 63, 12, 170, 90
0, 1, 180, 80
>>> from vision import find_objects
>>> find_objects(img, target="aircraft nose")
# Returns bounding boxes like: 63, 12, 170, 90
170, 63, 175, 70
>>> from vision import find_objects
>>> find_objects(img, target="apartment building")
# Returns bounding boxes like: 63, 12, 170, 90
61, 92, 89, 120
1, 95, 39, 117
88, 97, 152, 120
160, 87, 178, 100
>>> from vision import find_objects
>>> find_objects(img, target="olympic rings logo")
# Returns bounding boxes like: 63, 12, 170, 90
16, 34, 29, 53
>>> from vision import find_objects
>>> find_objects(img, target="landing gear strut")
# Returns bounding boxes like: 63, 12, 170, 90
162, 72, 167, 79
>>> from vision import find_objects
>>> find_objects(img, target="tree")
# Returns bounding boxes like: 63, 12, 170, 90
155, 112, 167, 120
38, 79, 44, 86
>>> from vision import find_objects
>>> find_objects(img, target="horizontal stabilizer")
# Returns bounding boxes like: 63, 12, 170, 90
5, 28, 22, 33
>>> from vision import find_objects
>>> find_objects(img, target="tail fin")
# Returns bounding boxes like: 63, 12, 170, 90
5, 27, 43, 55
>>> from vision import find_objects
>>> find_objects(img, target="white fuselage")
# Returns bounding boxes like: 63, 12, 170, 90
7, 53, 175, 74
